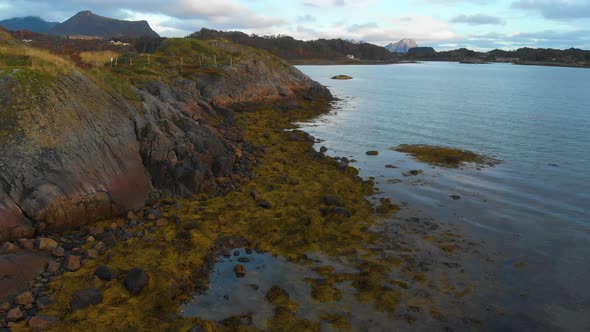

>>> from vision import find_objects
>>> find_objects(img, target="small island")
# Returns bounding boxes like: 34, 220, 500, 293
393, 144, 500, 168
331, 75, 353, 80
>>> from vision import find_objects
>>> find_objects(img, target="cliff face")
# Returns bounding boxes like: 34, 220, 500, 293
0, 40, 331, 241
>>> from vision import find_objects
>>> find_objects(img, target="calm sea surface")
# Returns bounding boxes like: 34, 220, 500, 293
298, 62, 590, 331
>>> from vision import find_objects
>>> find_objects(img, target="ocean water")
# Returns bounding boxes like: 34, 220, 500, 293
297, 62, 590, 331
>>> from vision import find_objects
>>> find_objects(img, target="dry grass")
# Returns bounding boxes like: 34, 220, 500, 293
79, 51, 120, 66
0, 45, 75, 75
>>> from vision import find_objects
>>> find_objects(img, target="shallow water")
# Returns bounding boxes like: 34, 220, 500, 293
297, 62, 590, 331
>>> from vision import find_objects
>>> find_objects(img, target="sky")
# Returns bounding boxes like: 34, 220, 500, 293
1, 0, 589, 51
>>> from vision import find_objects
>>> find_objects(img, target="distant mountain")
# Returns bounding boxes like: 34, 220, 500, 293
403, 46, 590, 67
190, 28, 397, 62
385, 38, 417, 53
0, 16, 58, 33
49, 10, 159, 39
407, 47, 436, 57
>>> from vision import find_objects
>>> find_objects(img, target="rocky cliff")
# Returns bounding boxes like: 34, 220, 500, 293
0, 38, 331, 241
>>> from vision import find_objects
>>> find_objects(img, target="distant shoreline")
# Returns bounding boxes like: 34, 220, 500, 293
289, 59, 417, 65
293, 58, 590, 69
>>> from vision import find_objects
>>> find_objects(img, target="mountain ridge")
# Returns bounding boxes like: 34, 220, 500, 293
48, 10, 159, 38
0, 16, 58, 33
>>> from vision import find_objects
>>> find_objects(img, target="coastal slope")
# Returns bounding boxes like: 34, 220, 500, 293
0, 37, 330, 241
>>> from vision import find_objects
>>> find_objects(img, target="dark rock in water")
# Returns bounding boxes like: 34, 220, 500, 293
95, 265, 116, 281
403, 170, 423, 176
337, 161, 348, 170
234, 264, 246, 278
258, 201, 271, 209
233, 250, 240, 257
222, 249, 231, 258
449, 195, 462, 200
124, 268, 150, 295
321, 195, 342, 207
70, 288, 103, 312
385, 164, 398, 169
238, 257, 250, 263
321, 206, 352, 218
249, 284, 259, 290
547, 163, 559, 167
366, 150, 379, 156
319, 146, 328, 153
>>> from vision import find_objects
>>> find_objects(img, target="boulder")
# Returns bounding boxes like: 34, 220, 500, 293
37, 238, 58, 251
70, 288, 103, 312
124, 268, 149, 295
95, 265, 116, 281
63, 255, 81, 271
15, 291, 34, 305
6, 307, 23, 322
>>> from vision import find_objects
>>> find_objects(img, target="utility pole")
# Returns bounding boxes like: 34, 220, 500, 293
147, 54, 150, 65
229, 55, 233, 67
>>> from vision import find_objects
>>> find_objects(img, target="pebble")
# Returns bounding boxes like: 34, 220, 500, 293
234, 264, 246, 278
